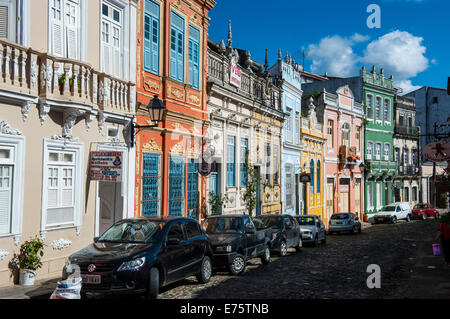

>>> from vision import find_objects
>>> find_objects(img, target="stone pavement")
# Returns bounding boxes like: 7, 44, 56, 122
0, 276, 60, 299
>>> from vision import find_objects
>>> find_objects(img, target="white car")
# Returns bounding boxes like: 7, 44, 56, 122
372, 202, 412, 224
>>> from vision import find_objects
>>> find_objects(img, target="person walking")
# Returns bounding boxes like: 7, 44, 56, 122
434, 213, 450, 267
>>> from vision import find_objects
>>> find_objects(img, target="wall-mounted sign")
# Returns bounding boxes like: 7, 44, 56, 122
230, 62, 242, 88
90, 151, 123, 182
299, 173, 311, 183
422, 142, 450, 162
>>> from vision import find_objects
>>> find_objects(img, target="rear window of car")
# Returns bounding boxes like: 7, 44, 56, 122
381, 206, 396, 212
414, 204, 427, 209
331, 213, 350, 220
297, 217, 316, 225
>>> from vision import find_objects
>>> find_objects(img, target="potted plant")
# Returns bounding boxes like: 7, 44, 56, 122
12, 236, 45, 286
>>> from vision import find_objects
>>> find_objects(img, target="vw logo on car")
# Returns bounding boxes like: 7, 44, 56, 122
87, 264, 96, 273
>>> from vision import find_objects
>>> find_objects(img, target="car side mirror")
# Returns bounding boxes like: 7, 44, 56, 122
167, 237, 181, 246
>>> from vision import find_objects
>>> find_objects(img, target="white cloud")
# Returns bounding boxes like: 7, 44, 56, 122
396, 80, 421, 95
362, 30, 429, 79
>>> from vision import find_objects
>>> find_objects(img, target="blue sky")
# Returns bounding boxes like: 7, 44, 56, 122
208, 0, 449, 94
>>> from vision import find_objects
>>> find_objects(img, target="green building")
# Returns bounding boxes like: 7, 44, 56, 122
302, 66, 398, 216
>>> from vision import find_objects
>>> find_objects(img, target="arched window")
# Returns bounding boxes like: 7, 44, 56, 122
317, 161, 321, 193
341, 123, 350, 148
310, 160, 314, 191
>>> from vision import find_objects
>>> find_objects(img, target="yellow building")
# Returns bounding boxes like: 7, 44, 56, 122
300, 97, 326, 220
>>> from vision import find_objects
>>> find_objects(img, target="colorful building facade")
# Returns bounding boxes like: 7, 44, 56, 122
300, 97, 326, 220
134, 0, 215, 220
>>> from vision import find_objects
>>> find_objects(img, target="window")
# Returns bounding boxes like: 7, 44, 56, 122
317, 161, 321, 194
412, 149, 418, 171
167, 222, 184, 241
50, 0, 80, 59
395, 148, 400, 165
168, 156, 185, 216
327, 120, 334, 149
285, 163, 293, 209
0, 150, 13, 234
404, 187, 410, 202
366, 94, 374, 120
310, 160, 314, 191
375, 143, 381, 160
43, 142, 83, 229
407, 115, 412, 128
295, 112, 300, 143
187, 159, 199, 219
384, 144, 390, 161
185, 221, 202, 239
367, 142, 373, 160
188, 25, 200, 89
356, 127, 361, 152
376, 183, 382, 208
102, 1, 122, 77
341, 123, 350, 148
375, 97, 382, 121
265, 142, 271, 184
0, 0, 16, 41
240, 138, 248, 187
285, 110, 292, 143
142, 153, 161, 217
367, 182, 373, 208
144, 0, 160, 75
170, 11, 184, 82
227, 136, 236, 187
403, 148, 409, 166
399, 112, 405, 126
412, 187, 418, 202
273, 144, 279, 185
384, 99, 391, 122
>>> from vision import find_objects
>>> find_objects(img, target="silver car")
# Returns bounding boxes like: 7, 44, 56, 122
294, 215, 326, 246
328, 213, 362, 234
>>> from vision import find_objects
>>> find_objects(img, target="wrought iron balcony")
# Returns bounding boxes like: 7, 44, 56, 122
394, 125, 419, 137
398, 165, 420, 176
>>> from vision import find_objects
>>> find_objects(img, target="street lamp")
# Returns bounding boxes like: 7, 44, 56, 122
129, 95, 166, 147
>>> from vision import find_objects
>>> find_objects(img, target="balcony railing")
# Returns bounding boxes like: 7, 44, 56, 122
366, 160, 397, 173
398, 165, 420, 176
0, 39, 135, 115
394, 125, 419, 137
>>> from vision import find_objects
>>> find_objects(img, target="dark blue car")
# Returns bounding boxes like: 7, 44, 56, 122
63, 217, 213, 298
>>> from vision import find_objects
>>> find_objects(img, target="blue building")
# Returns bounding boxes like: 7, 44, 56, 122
269, 51, 304, 215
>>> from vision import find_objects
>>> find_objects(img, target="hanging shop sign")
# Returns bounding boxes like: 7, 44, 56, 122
90, 151, 123, 182
230, 62, 242, 88
422, 141, 450, 162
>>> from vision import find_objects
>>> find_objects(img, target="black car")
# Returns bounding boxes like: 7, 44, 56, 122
253, 214, 302, 256
63, 217, 213, 298
204, 215, 271, 275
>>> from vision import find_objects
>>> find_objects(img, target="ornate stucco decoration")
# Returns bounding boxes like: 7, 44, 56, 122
189, 94, 200, 105
21, 101, 33, 122
170, 141, 185, 156
144, 79, 160, 92
191, 127, 202, 136
39, 102, 51, 125
142, 138, 162, 153
85, 113, 96, 131
167, 85, 184, 99
51, 238, 72, 250
63, 109, 85, 138
189, 144, 201, 159
98, 111, 107, 133
0, 250, 9, 261
172, 123, 185, 132
0, 121, 22, 135
307, 97, 318, 123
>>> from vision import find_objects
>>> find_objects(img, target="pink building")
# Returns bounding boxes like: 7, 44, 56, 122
314, 87, 365, 224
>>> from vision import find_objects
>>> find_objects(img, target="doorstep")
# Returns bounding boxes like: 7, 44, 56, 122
0, 275, 61, 299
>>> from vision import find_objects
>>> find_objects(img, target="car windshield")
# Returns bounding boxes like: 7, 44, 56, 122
331, 213, 350, 220
297, 217, 316, 226
253, 216, 282, 229
98, 219, 164, 243
205, 217, 243, 233
381, 206, 396, 212
414, 204, 427, 209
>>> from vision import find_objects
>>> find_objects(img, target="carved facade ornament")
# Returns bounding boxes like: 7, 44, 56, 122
170, 141, 185, 156
142, 138, 162, 153
172, 123, 185, 132
98, 111, 107, 132
39, 102, 50, 125
63, 109, 85, 138
21, 101, 33, 122
0, 250, 9, 261
144, 79, 160, 91
168, 85, 184, 99
40, 63, 48, 89
30, 60, 37, 86
51, 238, 72, 250
0, 121, 22, 135
189, 94, 200, 104
189, 144, 201, 159
191, 127, 202, 136
85, 113, 96, 131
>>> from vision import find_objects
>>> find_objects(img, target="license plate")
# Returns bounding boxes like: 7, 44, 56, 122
81, 275, 101, 284
336, 222, 343, 225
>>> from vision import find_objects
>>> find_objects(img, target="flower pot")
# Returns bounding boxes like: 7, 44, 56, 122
19, 269, 36, 286
363, 215, 368, 222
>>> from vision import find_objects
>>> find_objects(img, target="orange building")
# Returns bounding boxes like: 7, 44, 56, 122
134, 0, 216, 219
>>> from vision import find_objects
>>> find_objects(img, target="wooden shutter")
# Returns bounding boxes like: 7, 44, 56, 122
0, 3, 9, 39
50, 1, 64, 57
65, 1, 79, 59
144, 0, 159, 74
112, 25, 121, 77
102, 21, 112, 74
171, 12, 184, 82
142, 153, 160, 217
189, 25, 200, 89
0, 166, 12, 234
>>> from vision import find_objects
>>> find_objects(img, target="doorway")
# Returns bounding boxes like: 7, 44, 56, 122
254, 166, 262, 216
99, 181, 123, 235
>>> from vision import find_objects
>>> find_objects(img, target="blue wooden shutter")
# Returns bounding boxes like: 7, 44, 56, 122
170, 12, 184, 82
317, 161, 321, 193
142, 153, 160, 217
187, 159, 199, 219
189, 25, 200, 89
227, 136, 235, 187
310, 160, 314, 190
144, 0, 159, 74
240, 138, 248, 186
169, 156, 185, 216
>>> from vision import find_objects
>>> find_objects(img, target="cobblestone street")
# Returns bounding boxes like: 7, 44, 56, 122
154, 218, 449, 299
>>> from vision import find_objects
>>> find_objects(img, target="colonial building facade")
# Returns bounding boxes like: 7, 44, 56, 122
313, 86, 365, 223
268, 51, 303, 216
393, 96, 421, 208
0, 0, 137, 286
206, 25, 285, 216
300, 97, 326, 220
134, 0, 215, 220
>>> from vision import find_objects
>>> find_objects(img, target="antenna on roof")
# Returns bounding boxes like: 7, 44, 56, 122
302, 49, 305, 70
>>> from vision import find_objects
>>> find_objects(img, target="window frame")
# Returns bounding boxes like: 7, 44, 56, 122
143, 0, 160, 75
169, 10, 185, 83
188, 24, 200, 90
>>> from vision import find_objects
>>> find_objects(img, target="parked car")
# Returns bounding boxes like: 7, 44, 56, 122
204, 214, 271, 275
294, 215, 326, 246
328, 213, 362, 234
62, 217, 213, 298
372, 202, 412, 224
253, 214, 302, 256
412, 203, 440, 220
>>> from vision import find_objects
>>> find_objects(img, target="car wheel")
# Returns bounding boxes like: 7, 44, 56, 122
435, 213, 439, 220
313, 235, 319, 246
296, 238, 303, 252
261, 246, 271, 264
280, 241, 288, 256
392, 216, 397, 224
229, 254, 246, 276
422, 213, 427, 220
358, 225, 362, 233
322, 234, 327, 244
406, 215, 411, 222
196, 256, 212, 284
145, 267, 160, 299
351, 226, 355, 234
